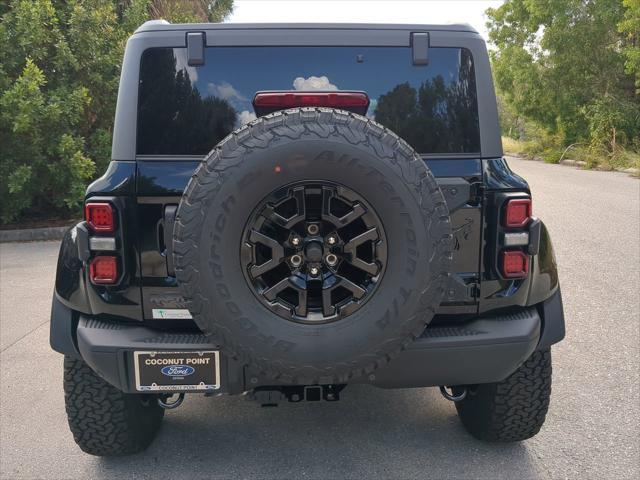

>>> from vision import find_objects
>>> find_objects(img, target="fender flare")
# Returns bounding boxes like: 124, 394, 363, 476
528, 221, 565, 350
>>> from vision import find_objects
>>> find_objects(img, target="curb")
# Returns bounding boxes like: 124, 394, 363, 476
559, 159, 639, 175
618, 167, 640, 176
0, 225, 70, 243
559, 159, 587, 168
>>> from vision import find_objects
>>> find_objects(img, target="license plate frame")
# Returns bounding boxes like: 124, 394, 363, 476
133, 351, 220, 392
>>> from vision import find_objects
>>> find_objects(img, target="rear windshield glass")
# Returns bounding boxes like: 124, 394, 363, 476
137, 46, 480, 156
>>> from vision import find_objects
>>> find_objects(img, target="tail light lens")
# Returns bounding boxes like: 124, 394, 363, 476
89, 256, 118, 284
504, 198, 531, 228
253, 91, 370, 116
501, 250, 529, 278
85, 202, 114, 233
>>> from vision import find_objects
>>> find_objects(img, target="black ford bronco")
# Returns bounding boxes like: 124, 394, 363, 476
50, 21, 565, 456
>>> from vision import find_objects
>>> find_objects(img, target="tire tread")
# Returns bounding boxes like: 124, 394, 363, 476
63, 356, 163, 456
455, 349, 552, 442
174, 108, 453, 384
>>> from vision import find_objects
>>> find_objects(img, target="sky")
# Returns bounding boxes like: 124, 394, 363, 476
226, 0, 504, 41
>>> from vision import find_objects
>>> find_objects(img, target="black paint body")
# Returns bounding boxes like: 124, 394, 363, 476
56, 156, 558, 322
51, 23, 564, 394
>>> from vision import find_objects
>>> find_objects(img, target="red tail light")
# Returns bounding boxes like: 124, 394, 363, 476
253, 91, 370, 116
501, 250, 529, 278
504, 198, 531, 228
89, 256, 118, 284
85, 202, 114, 233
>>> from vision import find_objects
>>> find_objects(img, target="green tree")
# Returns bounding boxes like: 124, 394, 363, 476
619, 0, 640, 93
0, 0, 233, 224
487, 0, 639, 153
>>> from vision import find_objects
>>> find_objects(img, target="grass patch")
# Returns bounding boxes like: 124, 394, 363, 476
502, 137, 562, 163
502, 136, 639, 171
502, 136, 528, 156
562, 145, 640, 171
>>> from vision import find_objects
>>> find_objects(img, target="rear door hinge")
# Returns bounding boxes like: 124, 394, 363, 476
411, 32, 429, 65
187, 32, 205, 66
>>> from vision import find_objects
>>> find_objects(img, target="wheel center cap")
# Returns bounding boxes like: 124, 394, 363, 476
304, 241, 324, 263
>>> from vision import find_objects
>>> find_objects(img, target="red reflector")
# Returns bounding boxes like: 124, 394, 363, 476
501, 250, 529, 278
85, 203, 114, 232
253, 91, 370, 116
504, 198, 531, 228
89, 256, 118, 284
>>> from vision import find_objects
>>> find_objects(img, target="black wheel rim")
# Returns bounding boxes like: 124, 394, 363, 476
241, 181, 388, 323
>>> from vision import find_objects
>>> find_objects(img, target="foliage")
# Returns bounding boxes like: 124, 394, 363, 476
149, 0, 233, 23
496, 93, 526, 139
0, 0, 233, 224
504, 135, 640, 172
619, 0, 640, 93
488, 0, 639, 166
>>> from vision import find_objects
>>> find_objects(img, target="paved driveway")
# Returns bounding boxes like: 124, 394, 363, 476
1, 157, 638, 479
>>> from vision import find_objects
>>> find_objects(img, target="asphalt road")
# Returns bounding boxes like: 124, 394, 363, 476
1, 157, 638, 480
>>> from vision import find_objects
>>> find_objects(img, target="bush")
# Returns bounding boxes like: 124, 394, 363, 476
0, 0, 233, 225
490, 0, 640, 172
540, 149, 563, 164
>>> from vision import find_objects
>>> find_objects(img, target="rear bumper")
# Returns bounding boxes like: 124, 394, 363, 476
360, 309, 540, 389
51, 291, 564, 393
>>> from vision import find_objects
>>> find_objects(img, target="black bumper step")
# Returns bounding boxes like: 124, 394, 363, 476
363, 309, 541, 388
75, 308, 540, 394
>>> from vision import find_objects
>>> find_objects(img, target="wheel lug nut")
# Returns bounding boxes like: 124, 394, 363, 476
325, 253, 338, 266
290, 254, 302, 267
309, 266, 319, 276
307, 224, 319, 235
291, 236, 301, 246
327, 235, 337, 245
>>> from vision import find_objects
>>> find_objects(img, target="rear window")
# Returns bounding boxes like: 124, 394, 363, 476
137, 46, 480, 156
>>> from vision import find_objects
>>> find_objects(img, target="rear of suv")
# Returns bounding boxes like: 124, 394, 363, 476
50, 21, 565, 456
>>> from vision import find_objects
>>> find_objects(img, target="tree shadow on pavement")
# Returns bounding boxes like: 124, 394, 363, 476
96, 385, 541, 480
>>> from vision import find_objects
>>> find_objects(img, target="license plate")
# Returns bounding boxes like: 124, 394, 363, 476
133, 351, 220, 392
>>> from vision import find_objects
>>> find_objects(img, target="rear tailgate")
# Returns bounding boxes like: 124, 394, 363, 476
134, 39, 485, 321
136, 157, 482, 321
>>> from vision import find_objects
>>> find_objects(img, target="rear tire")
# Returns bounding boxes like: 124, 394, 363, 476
455, 349, 552, 442
63, 356, 164, 456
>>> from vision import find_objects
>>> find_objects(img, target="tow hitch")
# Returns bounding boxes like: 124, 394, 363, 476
157, 392, 185, 409
439, 385, 467, 402
249, 385, 345, 407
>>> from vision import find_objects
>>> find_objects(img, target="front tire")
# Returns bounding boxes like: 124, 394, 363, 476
63, 356, 164, 456
455, 349, 552, 442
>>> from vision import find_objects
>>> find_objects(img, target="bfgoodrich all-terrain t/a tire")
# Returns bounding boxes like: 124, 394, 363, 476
455, 349, 553, 442
64, 356, 164, 456
174, 108, 452, 385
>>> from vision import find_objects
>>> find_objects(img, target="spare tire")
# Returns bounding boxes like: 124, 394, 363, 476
174, 108, 452, 384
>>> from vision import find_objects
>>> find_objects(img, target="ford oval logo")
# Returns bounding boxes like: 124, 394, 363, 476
161, 365, 195, 377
